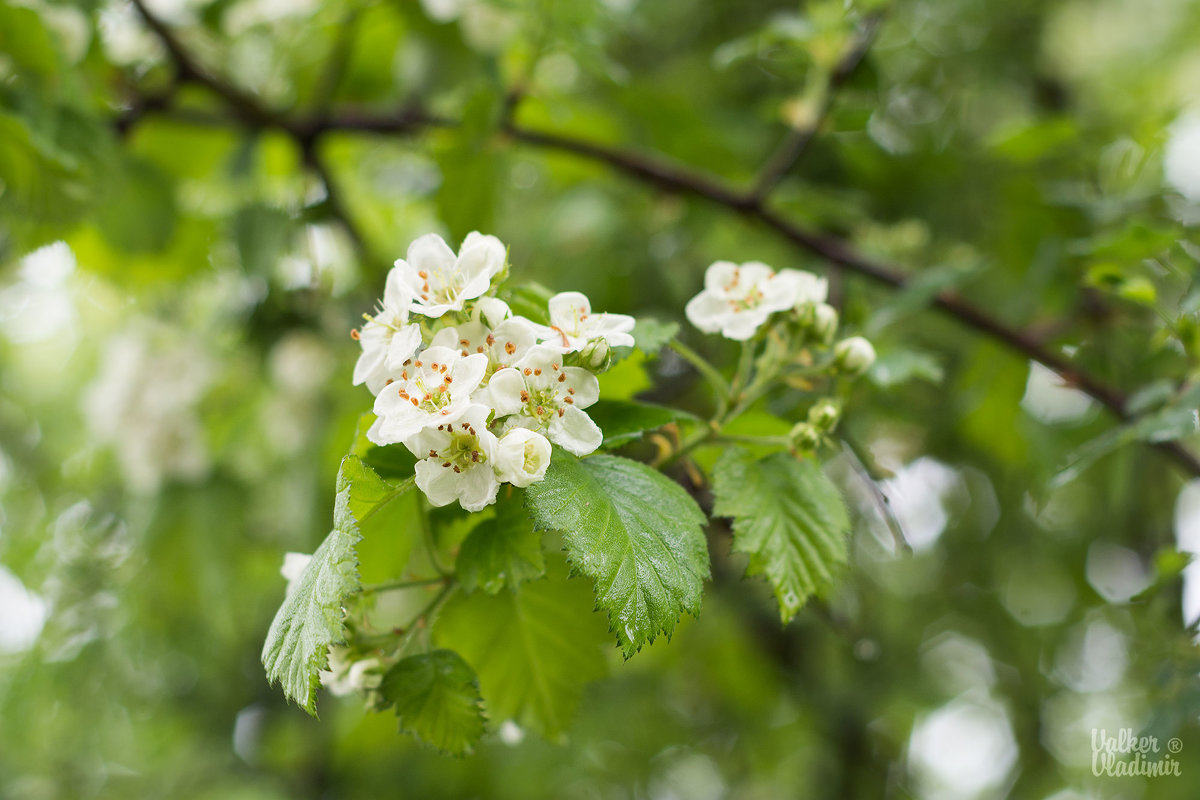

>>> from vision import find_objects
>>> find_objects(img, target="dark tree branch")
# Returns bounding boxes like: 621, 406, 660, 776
129, 0, 280, 127
121, 4, 1200, 478
749, 13, 883, 204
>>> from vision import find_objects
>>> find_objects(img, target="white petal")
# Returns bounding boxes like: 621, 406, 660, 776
548, 291, 591, 328
352, 344, 386, 388
429, 326, 461, 350
472, 296, 512, 327
366, 414, 393, 446
720, 308, 770, 341
406, 233, 457, 274
415, 459, 460, 507
456, 233, 506, 283
562, 367, 599, 408
703, 261, 741, 294
456, 465, 500, 512
739, 261, 776, 287
485, 367, 526, 416
549, 405, 602, 456
384, 324, 423, 370
382, 266, 414, 315
685, 291, 729, 333
451, 353, 489, 398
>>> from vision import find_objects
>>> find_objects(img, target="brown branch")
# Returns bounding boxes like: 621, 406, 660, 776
129, 0, 279, 127
121, 5, 1200, 478
749, 13, 883, 204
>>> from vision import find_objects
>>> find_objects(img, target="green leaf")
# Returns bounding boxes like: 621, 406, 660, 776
96, 156, 177, 253
350, 412, 417, 478
261, 456, 413, 715
234, 203, 293, 276
586, 399, 700, 447
379, 649, 486, 756
434, 558, 609, 738
868, 349, 944, 388
631, 318, 680, 354
712, 448, 850, 623
457, 493, 546, 594
525, 452, 710, 657
597, 350, 652, 401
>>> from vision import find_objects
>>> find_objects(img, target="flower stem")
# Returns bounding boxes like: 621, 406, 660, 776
361, 576, 447, 594
668, 339, 731, 417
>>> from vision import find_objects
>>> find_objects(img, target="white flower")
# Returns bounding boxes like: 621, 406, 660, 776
538, 291, 635, 353
487, 345, 602, 456
280, 552, 312, 597
320, 646, 382, 697
368, 346, 488, 445
353, 268, 423, 395
685, 261, 801, 340
493, 428, 552, 487
834, 336, 876, 375
405, 404, 500, 512
393, 232, 506, 318
780, 268, 829, 308
430, 316, 539, 378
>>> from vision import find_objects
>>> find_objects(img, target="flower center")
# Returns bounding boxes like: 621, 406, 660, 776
432, 424, 485, 473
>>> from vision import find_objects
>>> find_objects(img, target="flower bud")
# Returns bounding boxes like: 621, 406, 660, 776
788, 421, 822, 452
811, 303, 839, 344
494, 428, 552, 488
834, 336, 876, 376
565, 337, 612, 373
807, 399, 841, 433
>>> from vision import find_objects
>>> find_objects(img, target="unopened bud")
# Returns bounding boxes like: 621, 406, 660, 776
807, 399, 841, 432
834, 336, 876, 376
810, 303, 839, 344
788, 421, 822, 452
565, 337, 612, 373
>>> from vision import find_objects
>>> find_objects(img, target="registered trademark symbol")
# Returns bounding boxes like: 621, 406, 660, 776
1168, 738, 1183, 754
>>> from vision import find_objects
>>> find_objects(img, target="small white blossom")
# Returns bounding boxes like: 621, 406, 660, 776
834, 336, 876, 375
369, 346, 488, 445
538, 291, 635, 353
487, 345, 602, 456
393, 232, 506, 317
685, 261, 801, 340
353, 268, 423, 395
280, 552, 312, 597
471, 296, 514, 328
430, 316, 539, 378
405, 404, 500, 512
810, 302, 840, 343
493, 428, 552, 487
320, 646, 382, 696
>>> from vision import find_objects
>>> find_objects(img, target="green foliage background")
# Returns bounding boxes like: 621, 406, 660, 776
4, 0, 1200, 797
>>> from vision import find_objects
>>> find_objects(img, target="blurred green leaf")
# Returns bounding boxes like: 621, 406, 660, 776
434, 557, 609, 738
586, 399, 699, 447
456, 493, 545, 594
97, 156, 177, 253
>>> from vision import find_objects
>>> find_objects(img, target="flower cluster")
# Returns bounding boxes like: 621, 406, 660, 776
685, 259, 875, 372
353, 233, 634, 511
